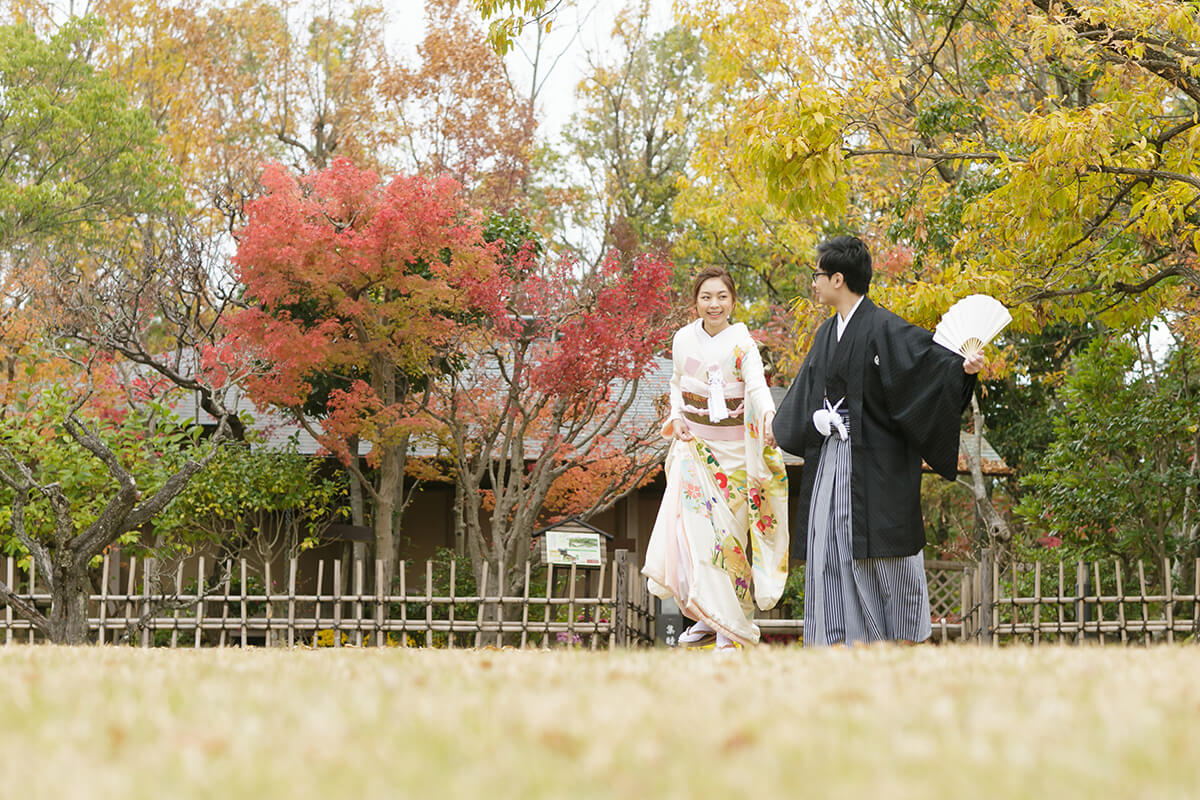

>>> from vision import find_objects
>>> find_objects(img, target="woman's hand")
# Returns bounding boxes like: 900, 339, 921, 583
764, 411, 777, 448
669, 419, 694, 441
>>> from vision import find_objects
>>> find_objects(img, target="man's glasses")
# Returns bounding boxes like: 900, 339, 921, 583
811, 270, 832, 280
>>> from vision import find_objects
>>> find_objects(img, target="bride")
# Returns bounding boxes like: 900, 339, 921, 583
642, 267, 789, 650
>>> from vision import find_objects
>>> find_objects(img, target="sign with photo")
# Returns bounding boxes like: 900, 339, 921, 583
543, 530, 604, 567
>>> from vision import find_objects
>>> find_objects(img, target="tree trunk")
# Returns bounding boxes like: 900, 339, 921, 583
347, 437, 365, 528
47, 565, 91, 645
375, 448, 399, 592
967, 396, 1013, 548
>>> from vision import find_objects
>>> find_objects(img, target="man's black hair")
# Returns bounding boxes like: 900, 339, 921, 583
816, 235, 872, 296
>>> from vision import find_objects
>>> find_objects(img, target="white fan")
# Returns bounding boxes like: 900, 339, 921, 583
932, 294, 1012, 357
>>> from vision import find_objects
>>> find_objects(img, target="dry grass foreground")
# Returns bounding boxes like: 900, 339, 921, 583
0, 645, 1197, 799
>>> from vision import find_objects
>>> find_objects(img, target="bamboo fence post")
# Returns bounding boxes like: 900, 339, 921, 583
1193, 558, 1200, 641
543, 563, 554, 648
354, 557, 364, 648
992, 553, 1000, 645
1031, 561, 1041, 646
28, 560, 39, 644
1092, 561, 1105, 646
1137, 561, 1150, 645
448, 558, 456, 650
194, 557, 205, 649
264, 561, 273, 647
426, 559, 440, 646
141, 566, 152, 648
592, 561, 607, 651
615, 549, 629, 649
1164, 558, 1175, 644
1056, 561, 1066, 642
172, 562, 184, 648
1080, 561, 1089, 647
375, 559, 385, 648
399, 560, 408, 648
474, 562, 488, 649
978, 548, 993, 646
609, 559, 619, 650
960, 565, 973, 641
1115, 560, 1128, 645
333, 559, 343, 648
123, 556, 136, 646
520, 561, 531, 650
218, 560, 232, 647
969, 557, 978, 643
288, 558, 297, 648
240, 559, 249, 648
98, 554, 110, 646
565, 563, 577, 647
495, 559, 506, 648
314, 560, 324, 647
1010, 563, 1020, 637
26, 560, 37, 645
5, 558, 13, 645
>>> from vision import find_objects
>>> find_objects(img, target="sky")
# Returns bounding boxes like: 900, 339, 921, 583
389, 0, 678, 139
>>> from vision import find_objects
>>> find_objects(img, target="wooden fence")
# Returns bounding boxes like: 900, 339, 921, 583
6, 548, 1197, 647
0, 549, 654, 649
962, 549, 1200, 645
753, 559, 973, 642
755, 554, 1200, 646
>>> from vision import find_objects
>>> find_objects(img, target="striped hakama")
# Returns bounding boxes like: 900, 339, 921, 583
804, 411, 931, 646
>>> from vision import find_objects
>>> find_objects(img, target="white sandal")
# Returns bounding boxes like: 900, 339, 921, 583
678, 621, 716, 645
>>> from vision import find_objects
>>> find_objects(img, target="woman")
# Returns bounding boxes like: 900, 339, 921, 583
642, 267, 789, 650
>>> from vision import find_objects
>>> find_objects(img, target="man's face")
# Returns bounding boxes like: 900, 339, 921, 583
810, 267, 841, 306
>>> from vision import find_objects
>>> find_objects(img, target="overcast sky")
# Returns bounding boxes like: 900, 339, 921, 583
390, 0, 678, 139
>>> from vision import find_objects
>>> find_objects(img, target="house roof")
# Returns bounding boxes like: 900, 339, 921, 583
170, 386, 352, 455
532, 516, 615, 540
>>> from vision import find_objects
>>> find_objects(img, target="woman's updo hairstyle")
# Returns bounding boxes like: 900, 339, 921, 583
690, 267, 737, 306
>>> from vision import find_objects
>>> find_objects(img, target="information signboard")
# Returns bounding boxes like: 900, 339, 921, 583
543, 530, 604, 566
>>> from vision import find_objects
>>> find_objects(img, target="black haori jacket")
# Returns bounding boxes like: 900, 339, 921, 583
773, 296, 976, 560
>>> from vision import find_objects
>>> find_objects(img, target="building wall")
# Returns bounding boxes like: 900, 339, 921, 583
393, 479, 669, 568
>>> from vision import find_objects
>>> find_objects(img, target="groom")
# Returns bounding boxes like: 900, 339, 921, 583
772, 236, 983, 645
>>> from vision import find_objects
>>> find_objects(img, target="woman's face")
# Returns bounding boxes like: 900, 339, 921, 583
694, 277, 734, 329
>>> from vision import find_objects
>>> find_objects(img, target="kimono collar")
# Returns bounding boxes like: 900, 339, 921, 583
836, 295, 865, 341
825, 296, 877, 404
694, 318, 742, 341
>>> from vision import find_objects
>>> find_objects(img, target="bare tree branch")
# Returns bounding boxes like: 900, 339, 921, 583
0, 578, 48, 635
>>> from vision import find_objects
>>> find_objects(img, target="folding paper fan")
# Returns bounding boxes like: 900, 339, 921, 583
932, 294, 1012, 358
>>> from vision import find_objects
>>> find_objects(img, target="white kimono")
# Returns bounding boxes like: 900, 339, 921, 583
642, 320, 789, 646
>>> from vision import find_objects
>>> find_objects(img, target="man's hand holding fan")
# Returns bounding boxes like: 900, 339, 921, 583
932, 294, 1011, 374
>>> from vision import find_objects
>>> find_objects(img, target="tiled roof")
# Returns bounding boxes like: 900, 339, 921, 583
169, 386, 373, 456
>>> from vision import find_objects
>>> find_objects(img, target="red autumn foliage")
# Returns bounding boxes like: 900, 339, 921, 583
429, 249, 677, 576
227, 157, 505, 459
226, 157, 508, 583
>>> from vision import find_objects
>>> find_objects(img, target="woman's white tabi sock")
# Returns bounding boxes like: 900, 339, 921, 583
678, 619, 715, 643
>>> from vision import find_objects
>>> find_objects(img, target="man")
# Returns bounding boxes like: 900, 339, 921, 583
772, 236, 983, 646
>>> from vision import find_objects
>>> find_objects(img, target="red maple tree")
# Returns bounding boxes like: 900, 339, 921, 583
227, 158, 505, 588
426, 246, 677, 591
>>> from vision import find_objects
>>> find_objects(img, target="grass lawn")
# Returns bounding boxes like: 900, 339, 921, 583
0, 644, 1197, 799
